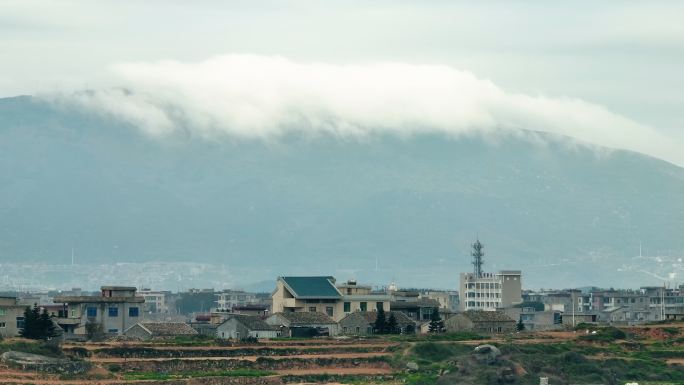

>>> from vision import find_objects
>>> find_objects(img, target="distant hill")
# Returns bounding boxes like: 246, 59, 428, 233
1, 95, 683, 289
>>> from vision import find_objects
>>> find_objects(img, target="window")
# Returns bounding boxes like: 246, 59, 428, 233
16, 317, 24, 329
108, 329, 118, 333
376, 302, 383, 311
0, 308, 6, 316
0, 322, 6, 328
360, 302, 367, 311
356, 327, 360, 333
326, 306, 334, 317
344, 302, 351, 312
87, 307, 97, 318
128, 307, 139, 317
309, 307, 316, 312
343, 327, 347, 333
108, 307, 118, 317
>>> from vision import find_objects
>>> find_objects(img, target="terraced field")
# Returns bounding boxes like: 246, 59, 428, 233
0, 338, 399, 385
3, 325, 684, 385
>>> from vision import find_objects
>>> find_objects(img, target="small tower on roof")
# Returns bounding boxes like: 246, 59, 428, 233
471, 238, 484, 278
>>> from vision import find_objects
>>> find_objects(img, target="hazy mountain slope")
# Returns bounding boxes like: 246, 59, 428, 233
1, 96, 683, 288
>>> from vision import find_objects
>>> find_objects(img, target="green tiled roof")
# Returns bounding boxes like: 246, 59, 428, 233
280, 276, 341, 298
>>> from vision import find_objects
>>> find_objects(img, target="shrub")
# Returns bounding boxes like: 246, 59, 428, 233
411, 342, 471, 362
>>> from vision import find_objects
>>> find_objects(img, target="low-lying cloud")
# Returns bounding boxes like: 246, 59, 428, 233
56, 54, 683, 166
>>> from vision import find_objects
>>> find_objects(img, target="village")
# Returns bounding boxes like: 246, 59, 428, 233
2, 242, 683, 342
1, 242, 684, 385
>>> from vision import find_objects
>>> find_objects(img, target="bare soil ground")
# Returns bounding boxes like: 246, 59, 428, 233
90, 351, 391, 363
66, 342, 395, 351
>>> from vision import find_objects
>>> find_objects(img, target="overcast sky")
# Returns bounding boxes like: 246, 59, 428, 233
1, 1, 683, 164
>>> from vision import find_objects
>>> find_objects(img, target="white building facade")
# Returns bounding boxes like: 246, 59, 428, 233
459, 270, 522, 311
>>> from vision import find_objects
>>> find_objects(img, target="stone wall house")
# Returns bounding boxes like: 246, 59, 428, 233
266, 312, 338, 337
123, 322, 198, 340
339, 311, 416, 335
445, 310, 516, 334
216, 314, 279, 339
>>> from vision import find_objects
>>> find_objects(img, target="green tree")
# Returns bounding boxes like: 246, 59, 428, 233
21, 304, 43, 339
39, 308, 57, 339
20, 305, 37, 339
428, 308, 444, 333
20, 304, 57, 340
516, 318, 525, 331
386, 313, 398, 334
85, 320, 105, 341
374, 306, 387, 334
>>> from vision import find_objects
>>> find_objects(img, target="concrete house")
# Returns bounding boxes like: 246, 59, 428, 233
216, 314, 279, 339
339, 311, 416, 335
124, 322, 198, 340
504, 307, 562, 331
390, 298, 441, 322
459, 271, 523, 311
271, 276, 390, 322
215, 290, 258, 312
0, 296, 27, 337
266, 312, 338, 337
54, 286, 145, 339
445, 310, 516, 334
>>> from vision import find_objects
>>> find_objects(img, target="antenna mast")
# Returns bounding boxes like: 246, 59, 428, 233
471, 239, 485, 278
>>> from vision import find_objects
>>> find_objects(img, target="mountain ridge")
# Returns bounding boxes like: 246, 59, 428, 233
1, 95, 683, 289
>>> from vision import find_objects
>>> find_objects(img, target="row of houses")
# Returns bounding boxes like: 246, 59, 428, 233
521, 286, 684, 326
4, 272, 683, 340
1, 279, 507, 340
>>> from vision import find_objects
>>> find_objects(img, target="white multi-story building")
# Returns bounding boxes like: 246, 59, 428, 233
138, 289, 169, 314
459, 270, 522, 311
215, 290, 258, 311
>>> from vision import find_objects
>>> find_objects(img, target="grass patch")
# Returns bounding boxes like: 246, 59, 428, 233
281, 374, 393, 384
391, 331, 485, 342
411, 342, 471, 362
0, 340, 63, 357
578, 326, 627, 342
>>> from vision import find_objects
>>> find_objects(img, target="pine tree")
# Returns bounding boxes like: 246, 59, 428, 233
428, 307, 444, 333
374, 306, 386, 334
516, 317, 525, 331
20, 306, 36, 339
386, 313, 398, 334
39, 308, 57, 339
20, 305, 57, 340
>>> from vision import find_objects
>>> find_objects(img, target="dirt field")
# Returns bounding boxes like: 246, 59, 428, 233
3, 326, 683, 384
0, 338, 398, 385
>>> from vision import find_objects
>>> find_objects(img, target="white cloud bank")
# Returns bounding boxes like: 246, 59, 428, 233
59, 54, 683, 166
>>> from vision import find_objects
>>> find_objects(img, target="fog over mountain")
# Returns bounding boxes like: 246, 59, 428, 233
1, 95, 683, 290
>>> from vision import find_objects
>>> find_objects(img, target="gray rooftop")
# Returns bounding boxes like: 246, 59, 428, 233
225, 314, 275, 331
136, 322, 198, 336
